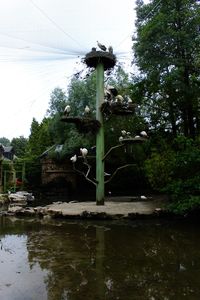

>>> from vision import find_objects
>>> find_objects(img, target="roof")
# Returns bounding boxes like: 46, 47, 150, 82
3, 146, 14, 153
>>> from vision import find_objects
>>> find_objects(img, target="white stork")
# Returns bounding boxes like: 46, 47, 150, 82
64, 105, 71, 116
80, 148, 88, 158
97, 41, 107, 51
84, 105, 90, 114
140, 131, 148, 138
70, 154, 77, 163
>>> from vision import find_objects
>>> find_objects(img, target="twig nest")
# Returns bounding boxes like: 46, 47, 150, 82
101, 101, 135, 116
120, 137, 147, 144
61, 116, 101, 134
84, 50, 116, 70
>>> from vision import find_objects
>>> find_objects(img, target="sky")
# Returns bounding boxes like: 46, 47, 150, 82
0, 0, 139, 140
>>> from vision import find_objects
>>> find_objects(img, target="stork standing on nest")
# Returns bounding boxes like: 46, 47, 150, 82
84, 105, 90, 114
97, 41, 107, 51
80, 148, 88, 158
64, 105, 71, 116
70, 154, 77, 163
140, 131, 148, 138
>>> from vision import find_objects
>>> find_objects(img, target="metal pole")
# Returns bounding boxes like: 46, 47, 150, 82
96, 62, 105, 205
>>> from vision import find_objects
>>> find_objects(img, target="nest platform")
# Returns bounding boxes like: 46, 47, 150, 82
121, 137, 147, 144
61, 116, 101, 134
84, 50, 116, 70
101, 102, 135, 116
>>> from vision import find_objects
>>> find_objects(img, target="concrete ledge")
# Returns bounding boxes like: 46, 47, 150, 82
5, 198, 167, 220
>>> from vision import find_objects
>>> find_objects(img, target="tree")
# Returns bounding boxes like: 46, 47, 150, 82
0, 137, 10, 146
133, 0, 200, 137
66, 71, 96, 117
26, 118, 53, 157
11, 136, 28, 157
47, 87, 67, 117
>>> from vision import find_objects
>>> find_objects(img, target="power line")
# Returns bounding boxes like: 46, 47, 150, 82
29, 0, 86, 51
0, 30, 85, 57
115, 0, 162, 50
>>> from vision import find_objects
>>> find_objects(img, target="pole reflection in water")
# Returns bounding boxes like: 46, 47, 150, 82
95, 226, 105, 299
1, 217, 200, 299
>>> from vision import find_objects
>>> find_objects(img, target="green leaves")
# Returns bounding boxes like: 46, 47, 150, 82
133, 0, 200, 136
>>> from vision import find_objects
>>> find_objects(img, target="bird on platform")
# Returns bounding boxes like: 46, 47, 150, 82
84, 105, 90, 115
80, 148, 88, 158
121, 130, 127, 136
119, 136, 124, 142
106, 85, 118, 98
127, 96, 133, 103
140, 195, 147, 200
97, 41, 107, 51
108, 46, 113, 54
115, 95, 124, 103
64, 105, 71, 116
70, 154, 77, 163
140, 131, 148, 138
104, 88, 112, 101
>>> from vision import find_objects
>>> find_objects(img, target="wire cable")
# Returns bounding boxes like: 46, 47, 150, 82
115, 0, 162, 50
29, 0, 86, 51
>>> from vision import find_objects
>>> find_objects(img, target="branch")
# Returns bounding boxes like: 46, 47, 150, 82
103, 143, 125, 161
105, 164, 136, 184
72, 163, 97, 186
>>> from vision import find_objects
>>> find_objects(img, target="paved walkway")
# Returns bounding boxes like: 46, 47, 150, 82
8, 195, 168, 219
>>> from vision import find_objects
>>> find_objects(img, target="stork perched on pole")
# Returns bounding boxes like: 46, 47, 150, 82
97, 41, 107, 51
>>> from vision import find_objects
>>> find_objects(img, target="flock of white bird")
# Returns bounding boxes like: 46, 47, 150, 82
64, 84, 133, 119
119, 130, 148, 142
70, 130, 148, 164
70, 147, 88, 163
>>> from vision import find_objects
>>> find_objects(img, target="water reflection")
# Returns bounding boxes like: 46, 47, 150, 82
0, 217, 200, 299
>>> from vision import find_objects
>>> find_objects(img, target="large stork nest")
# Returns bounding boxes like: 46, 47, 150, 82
101, 101, 136, 116
120, 137, 147, 144
84, 49, 116, 70
61, 116, 101, 134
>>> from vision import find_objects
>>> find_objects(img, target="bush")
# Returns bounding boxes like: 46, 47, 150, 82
144, 136, 200, 214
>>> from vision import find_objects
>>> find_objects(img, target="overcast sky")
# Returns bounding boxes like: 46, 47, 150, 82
0, 0, 139, 140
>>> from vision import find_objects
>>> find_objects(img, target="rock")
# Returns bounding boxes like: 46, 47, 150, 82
8, 191, 35, 206
8, 206, 24, 214
14, 191, 35, 202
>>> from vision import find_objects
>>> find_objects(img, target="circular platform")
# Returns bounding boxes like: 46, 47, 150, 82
101, 101, 135, 116
61, 116, 101, 134
120, 137, 147, 144
84, 50, 116, 70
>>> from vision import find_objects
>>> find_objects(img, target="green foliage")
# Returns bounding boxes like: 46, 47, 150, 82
26, 117, 53, 158
47, 87, 67, 116
133, 0, 200, 137
66, 72, 96, 117
167, 196, 200, 215
145, 135, 200, 214
24, 158, 41, 188
144, 149, 175, 190
62, 129, 94, 156
11, 136, 28, 158
0, 137, 10, 146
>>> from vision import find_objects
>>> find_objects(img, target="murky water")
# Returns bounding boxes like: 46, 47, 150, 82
0, 217, 200, 300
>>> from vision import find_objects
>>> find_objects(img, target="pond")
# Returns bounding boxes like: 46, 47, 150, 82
0, 216, 200, 300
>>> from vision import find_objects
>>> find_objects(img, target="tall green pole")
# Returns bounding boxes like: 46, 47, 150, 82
96, 62, 105, 205
84, 48, 116, 205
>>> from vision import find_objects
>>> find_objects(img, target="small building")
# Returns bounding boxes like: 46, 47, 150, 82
0, 144, 15, 192
40, 145, 77, 199
3, 146, 15, 160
